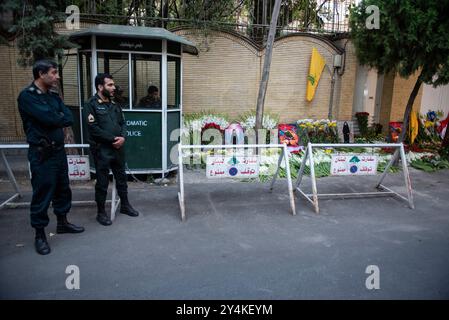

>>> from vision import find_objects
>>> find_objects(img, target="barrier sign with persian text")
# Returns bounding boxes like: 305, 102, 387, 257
67, 155, 90, 180
206, 155, 260, 179
331, 154, 378, 176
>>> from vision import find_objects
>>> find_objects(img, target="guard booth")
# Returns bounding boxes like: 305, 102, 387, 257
66, 24, 198, 174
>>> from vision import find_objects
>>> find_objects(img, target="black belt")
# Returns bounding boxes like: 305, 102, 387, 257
30, 141, 64, 151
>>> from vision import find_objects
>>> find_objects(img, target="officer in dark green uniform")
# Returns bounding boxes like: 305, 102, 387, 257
17, 59, 85, 255
83, 73, 139, 226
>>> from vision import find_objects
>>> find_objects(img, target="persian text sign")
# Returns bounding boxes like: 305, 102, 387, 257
67, 155, 90, 180
331, 154, 378, 176
206, 155, 259, 179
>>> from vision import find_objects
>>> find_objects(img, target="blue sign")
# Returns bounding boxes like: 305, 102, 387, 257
229, 167, 238, 176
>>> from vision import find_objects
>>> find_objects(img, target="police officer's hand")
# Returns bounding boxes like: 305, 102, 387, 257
112, 136, 125, 149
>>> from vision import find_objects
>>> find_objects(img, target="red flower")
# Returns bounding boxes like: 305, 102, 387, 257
408, 144, 424, 153
203, 122, 222, 131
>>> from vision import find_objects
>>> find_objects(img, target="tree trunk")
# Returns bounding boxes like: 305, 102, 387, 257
398, 72, 423, 143
255, 0, 282, 144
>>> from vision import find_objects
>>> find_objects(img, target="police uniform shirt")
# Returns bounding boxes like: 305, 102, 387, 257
83, 94, 126, 145
17, 83, 74, 146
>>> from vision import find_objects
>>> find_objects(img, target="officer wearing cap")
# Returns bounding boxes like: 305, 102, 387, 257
83, 73, 139, 226
17, 59, 85, 255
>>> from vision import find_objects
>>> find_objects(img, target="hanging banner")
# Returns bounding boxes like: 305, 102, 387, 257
206, 155, 259, 179
306, 47, 326, 101
331, 154, 378, 176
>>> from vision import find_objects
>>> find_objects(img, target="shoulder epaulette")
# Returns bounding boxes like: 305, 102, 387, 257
27, 86, 43, 95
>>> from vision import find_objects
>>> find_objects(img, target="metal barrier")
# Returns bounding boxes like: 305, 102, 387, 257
295, 143, 414, 214
177, 143, 296, 221
0, 144, 120, 220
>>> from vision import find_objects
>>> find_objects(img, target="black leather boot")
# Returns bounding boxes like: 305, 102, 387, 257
119, 195, 139, 217
96, 202, 112, 226
56, 215, 85, 234
35, 227, 51, 255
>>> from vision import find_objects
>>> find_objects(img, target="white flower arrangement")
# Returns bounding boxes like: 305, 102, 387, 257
240, 114, 278, 130
200, 115, 229, 130
407, 151, 435, 164
296, 119, 315, 125
190, 119, 202, 131
183, 114, 230, 131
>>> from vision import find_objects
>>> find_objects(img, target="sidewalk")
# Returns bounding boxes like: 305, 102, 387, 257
1, 162, 449, 299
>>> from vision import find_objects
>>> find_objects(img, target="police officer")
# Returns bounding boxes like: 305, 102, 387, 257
84, 73, 139, 226
137, 85, 161, 109
17, 59, 85, 255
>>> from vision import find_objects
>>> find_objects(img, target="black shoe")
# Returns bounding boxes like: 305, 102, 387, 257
56, 215, 85, 234
96, 212, 112, 226
35, 228, 51, 255
120, 203, 139, 217
57, 223, 85, 234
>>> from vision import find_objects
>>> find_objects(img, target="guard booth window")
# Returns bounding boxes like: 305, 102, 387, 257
132, 54, 161, 110
167, 56, 180, 109
97, 52, 130, 109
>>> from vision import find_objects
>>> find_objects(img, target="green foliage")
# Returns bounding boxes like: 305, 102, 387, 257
411, 156, 449, 172
355, 112, 369, 136
302, 162, 331, 178
246, 0, 324, 29
440, 144, 449, 161
180, 0, 237, 22
1, 0, 76, 67
350, 0, 449, 87
377, 162, 400, 173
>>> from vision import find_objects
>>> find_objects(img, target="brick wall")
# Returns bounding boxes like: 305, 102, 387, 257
0, 21, 97, 143
389, 71, 424, 121
334, 39, 358, 121
176, 30, 261, 120
0, 23, 428, 141
378, 71, 424, 132
0, 26, 382, 142
175, 29, 347, 123
379, 72, 395, 131
0, 41, 32, 142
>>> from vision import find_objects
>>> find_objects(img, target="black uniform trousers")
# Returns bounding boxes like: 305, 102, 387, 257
92, 145, 128, 204
28, 146, 72, 229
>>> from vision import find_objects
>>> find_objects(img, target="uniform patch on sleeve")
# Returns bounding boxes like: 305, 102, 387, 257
88, 114, 95, 123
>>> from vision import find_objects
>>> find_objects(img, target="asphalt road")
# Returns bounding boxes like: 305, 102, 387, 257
1, 168, 448, 299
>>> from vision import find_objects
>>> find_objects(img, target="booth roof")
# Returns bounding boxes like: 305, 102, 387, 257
69, 24, 198, 55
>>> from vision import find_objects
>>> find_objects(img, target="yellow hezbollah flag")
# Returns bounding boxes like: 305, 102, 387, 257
306, 48, 326, 101
409, 111, 419, 144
